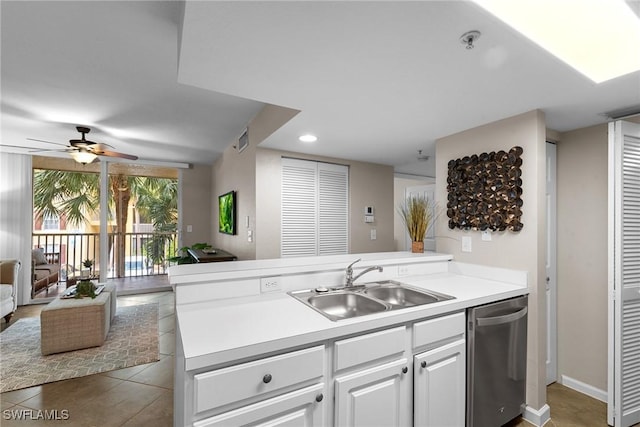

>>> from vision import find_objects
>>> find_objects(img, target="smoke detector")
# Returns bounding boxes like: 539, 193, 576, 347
460, 30, 481, 49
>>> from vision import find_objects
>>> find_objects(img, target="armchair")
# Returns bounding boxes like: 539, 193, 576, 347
1, 259, 21, 322
32, 248, 60, 297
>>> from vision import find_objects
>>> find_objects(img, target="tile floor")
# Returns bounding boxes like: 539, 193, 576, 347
1, 291, 175, 427
0, 290, 629, 426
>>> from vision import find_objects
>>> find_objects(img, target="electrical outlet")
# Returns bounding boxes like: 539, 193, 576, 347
398, 265, 410, 276
370, 229, 377, 240
260, 276, 281, 293
482, 230, 492, 241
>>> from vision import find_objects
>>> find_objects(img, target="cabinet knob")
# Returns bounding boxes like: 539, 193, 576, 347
421, 361, 427, 369
315, 393, 324, 403
263, 374, 272, 384
402, 366, 408, 374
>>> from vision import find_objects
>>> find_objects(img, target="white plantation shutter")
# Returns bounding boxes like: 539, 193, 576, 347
319, 163, 349, 255
610, 120, 640, 427
281, 158, 349, 257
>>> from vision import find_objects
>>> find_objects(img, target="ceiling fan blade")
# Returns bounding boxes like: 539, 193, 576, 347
27, 138, 69, 147
28, 148, 70, 153
91, 142, 115, 151
94, 149, 138, 160
0, 143, 36, 150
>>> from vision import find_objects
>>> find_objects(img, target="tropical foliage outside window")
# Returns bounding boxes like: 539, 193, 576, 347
32, 169, 178, 277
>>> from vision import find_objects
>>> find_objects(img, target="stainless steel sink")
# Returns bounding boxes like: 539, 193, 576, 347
364, 280, 454, 308
307, 292, 388, 321
288, 280, 455, 321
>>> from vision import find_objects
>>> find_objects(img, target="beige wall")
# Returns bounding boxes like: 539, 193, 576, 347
556, 124, 608, 391
180, 164, 213, 249
435, 110, 548, 410
211, 128, 258, 260
211, 104, 299, 260
255, 148, 396, 259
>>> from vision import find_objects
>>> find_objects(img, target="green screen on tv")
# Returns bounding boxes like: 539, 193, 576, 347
218, 190, 236, 235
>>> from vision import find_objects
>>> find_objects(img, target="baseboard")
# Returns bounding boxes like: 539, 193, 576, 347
560, 375, 608, 403
523, 404, 551, 426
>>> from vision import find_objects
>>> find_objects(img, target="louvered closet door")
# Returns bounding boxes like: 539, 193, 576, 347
318, 163, 349, 255
281, 158, 349, 257
609, 120, 640, 427
282, 158, 318, 257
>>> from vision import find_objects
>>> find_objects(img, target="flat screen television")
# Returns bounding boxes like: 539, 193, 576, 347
218, 190, 236, 235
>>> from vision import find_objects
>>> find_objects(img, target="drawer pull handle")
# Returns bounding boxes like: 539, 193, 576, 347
421, 361, 427, 369
263, 374, 272, 384
315, 393, 324, 403
402, 366, 408, 374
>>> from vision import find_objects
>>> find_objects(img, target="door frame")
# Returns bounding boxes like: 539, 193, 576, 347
546, 142, 558, 385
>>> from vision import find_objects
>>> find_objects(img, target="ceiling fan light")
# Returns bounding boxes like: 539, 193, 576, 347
70, 150, 97, 164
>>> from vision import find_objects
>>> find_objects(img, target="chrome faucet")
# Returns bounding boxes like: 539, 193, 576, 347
345, 258, 383, 287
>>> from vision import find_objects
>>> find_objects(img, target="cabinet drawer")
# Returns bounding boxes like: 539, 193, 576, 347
194, 345, 324, 414
413, 312, 465, 349
334, 326, 405, 371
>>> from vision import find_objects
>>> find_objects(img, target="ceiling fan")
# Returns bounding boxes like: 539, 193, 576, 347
25, 126, 138, 164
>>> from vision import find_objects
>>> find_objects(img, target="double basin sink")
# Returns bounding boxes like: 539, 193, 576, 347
288, 280, 455, 322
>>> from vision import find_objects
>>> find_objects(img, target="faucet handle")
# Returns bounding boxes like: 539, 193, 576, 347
347, 258, 362, 270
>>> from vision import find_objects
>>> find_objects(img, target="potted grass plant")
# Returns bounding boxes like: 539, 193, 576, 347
398, 194, 434, 253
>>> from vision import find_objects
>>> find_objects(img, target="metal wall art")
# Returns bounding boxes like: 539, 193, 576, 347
446, 146, 524, 232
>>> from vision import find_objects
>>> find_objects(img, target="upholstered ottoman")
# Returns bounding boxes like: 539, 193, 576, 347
40, 283, 116, 355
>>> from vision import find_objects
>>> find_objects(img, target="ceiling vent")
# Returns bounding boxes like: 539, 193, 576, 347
603, 105, 640, 120
236, 128, 249, 153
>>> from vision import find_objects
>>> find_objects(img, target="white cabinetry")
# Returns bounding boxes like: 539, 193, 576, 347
414, 340, 466, 427
194, 384, 325, 427
333, 326, 411, 427
192, 346, 325, 426
335, 358, 410, 427
184, 314, 466, 427
413, 312, 466, 427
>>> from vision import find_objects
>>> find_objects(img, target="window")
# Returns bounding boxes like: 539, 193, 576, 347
281, 158, 349, 257
42, 214, 60, 230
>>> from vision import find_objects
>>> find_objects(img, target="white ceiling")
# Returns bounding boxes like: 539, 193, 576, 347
2, 1, 640, 177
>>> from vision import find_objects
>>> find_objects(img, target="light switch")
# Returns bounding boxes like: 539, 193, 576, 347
462, 236, 472, 252
186, 225, 193, 233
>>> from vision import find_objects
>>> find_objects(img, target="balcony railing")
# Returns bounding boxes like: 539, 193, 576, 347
32, 231, 179, 281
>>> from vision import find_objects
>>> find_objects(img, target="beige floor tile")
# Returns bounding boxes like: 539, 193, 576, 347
159, 331, 175, 356
21, 379, 164, 427
99, 360, 159, 381
18, 375, 123, 410
1, 385, 43, 405
127, 355, 174, 389
121, 388, 173, 427
158, 314, 175, 333
158, 303, 175, 318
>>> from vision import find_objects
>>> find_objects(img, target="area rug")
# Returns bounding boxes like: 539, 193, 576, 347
0, 303, 159, 393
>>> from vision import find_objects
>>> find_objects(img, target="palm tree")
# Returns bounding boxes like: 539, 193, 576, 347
33, 169, 177, 277
133, 177, 178, 269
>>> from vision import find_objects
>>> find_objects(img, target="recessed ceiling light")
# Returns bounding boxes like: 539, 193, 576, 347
299, 134, 318, 143
474, 0, 640, 83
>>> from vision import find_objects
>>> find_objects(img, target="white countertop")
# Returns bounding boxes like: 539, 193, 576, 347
176, 268, 528, 371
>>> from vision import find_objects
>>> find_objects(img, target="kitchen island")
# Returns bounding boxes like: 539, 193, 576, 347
170, 251, 529, 427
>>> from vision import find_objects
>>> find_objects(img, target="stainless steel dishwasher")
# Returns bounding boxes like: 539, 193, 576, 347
467, 295, 528, 427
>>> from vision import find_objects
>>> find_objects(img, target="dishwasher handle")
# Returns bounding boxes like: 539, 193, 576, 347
476, 306, 527, 327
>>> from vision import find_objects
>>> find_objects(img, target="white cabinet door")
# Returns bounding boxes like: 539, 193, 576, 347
194, 384, 325, 427
414, 340, 465, 427
335, 358, 410, 427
